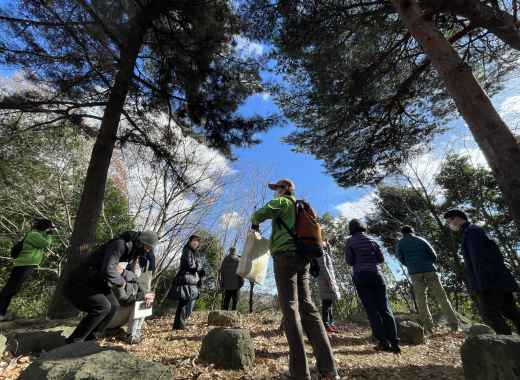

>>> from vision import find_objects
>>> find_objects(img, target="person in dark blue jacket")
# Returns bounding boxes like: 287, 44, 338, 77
444, 209, 520, 335
397, 225, 459, 333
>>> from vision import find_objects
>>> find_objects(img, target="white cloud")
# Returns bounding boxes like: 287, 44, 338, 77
233, 35, 264, 58
258, 92, 271, 101
499, 95, 520, 132
219, 211, 244, 229
334, 191, 378, 221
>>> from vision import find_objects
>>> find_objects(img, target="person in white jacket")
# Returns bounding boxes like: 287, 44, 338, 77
317, 240, 341, 333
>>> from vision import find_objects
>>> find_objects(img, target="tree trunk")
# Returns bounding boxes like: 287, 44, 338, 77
391, 0, 520, 230
47, 25, 147, 319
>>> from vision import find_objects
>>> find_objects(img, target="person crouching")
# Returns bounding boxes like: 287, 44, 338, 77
65, 231, 158, 343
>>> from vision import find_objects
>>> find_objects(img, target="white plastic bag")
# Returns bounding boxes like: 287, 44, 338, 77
237, 231, 270, 284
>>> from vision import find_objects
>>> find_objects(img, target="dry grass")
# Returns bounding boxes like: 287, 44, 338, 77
0, 311, 465, 379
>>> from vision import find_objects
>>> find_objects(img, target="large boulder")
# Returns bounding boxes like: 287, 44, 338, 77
464, 323, 495, 338
20, 341, 170, 380
199, 328, 254, 370
398, 320, 425, 345
7, 331, 67, 356
208, 310, 241, 327
461, 334, 520, 380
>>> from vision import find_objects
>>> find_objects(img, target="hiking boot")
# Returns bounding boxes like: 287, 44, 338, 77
325, 325, 335, 334
374, 341, 392, 352
390, 342, 401, 355
329, 324, 339, 333
318, 370, 341, 380
124, 334, 142, 345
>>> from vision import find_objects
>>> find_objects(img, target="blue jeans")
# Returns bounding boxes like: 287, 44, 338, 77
353, 271, 398, 345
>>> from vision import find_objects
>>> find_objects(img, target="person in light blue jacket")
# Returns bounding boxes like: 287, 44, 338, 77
396, 225, 459, 333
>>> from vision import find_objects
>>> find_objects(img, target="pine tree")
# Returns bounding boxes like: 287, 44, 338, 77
0, 0, 276, 317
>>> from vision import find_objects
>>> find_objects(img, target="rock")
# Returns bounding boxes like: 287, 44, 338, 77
43, 325, 75, 339
39, 341, 118, 360
464, 323, 495, 338
0, 333, 6, 356
199, 328, 254, 370
20, 342, 170, 380
7, 331, 67, 356
398, 320, 425, 345
208, 310, 241, 327
461, 334, 520, 380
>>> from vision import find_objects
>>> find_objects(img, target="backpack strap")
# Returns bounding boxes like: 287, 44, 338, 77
276, 196, 298, 241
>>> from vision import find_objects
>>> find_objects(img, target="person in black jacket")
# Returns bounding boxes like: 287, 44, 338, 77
171, 234, 205, 330
219, 247, 244, 310
65, 231, 159, 343
444, 209, 520, 334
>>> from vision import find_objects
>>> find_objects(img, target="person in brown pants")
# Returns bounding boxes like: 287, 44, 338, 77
252, 179, 338, 380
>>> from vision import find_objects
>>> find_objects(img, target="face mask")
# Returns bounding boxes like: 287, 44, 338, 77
449, 223, 460, 232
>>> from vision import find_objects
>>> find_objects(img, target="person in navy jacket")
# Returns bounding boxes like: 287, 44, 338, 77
444, 209, 520, 334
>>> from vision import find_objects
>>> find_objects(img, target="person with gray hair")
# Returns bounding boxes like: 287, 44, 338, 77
316, 240, 341, 333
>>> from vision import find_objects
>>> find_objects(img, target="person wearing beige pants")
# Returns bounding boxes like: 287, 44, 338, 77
410, 271, 458, 332
397, 225, 459, 333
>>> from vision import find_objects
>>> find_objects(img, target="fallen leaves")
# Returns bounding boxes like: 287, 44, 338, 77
0, 312, 465, 379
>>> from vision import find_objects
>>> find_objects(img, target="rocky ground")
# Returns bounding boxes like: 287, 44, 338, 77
0, 311, 465, 379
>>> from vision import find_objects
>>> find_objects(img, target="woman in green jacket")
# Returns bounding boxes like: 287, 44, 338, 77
0, 218, 55, 321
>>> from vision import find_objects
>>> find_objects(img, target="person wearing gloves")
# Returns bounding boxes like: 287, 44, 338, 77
171, 234, 205, 331
317, 240, 341, 333
219, 247, 244, 311
65, 230, 159, 343
0, 218, 56, 321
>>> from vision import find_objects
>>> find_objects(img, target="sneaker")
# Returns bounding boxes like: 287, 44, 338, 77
124, 334, 142, 345
325, 325, 335, 334
329, 324, 339, 333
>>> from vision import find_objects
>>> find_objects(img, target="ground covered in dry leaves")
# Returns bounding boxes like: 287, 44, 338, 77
1, 311, 464, 380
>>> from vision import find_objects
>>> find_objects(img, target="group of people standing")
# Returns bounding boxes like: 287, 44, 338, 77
1, 178, 519, 380
249, 178, 520, 380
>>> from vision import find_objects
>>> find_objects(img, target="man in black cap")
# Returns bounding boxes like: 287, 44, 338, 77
65, 230, 159, 343
444, 209, 520, 334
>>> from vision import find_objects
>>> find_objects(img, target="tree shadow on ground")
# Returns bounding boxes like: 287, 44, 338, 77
329, 334, 369, 346
341, 364, 463, 380
250, 328, 283, 339
255, 349, 288, 360
168, 335, 202, 342
334, 348, 379, 356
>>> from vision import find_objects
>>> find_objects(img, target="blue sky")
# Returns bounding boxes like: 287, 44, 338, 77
2, 10, 520, 293
234, 92, 368, 218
